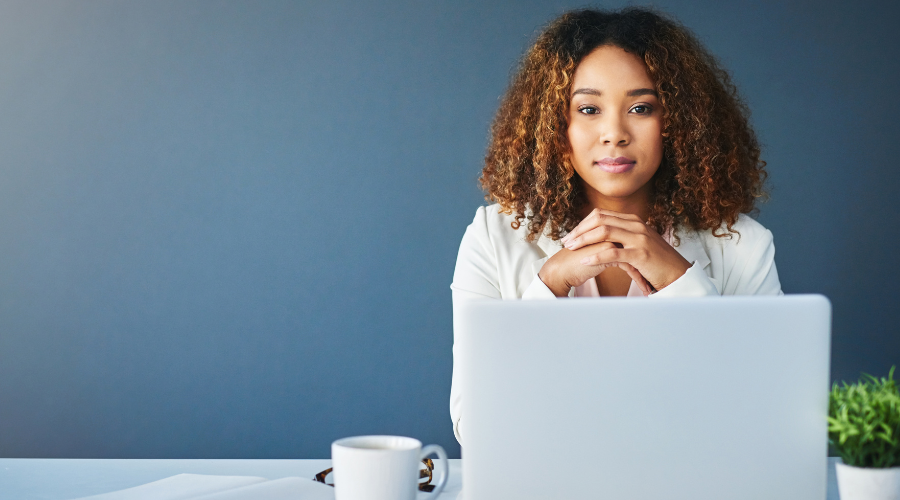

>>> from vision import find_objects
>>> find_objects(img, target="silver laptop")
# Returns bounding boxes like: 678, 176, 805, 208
456, 295, 831, 500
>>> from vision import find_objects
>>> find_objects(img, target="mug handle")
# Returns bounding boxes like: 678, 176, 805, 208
420, 444, 448, 496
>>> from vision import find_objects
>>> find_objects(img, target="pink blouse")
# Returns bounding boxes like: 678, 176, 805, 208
573, 275, 646, 297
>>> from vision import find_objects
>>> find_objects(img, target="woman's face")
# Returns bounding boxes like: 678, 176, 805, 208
567, 45, 664, 209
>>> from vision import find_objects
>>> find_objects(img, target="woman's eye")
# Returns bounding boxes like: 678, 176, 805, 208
631, 105, 652, 114
578, 106, 599, 115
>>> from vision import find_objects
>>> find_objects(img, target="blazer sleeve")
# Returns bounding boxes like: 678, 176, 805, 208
450, 206, 502, 301
649, 260, 720, 298
449, 207, 501, 445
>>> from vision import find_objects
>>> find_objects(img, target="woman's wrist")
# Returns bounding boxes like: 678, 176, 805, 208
538, 261, 570, 297
653, 257, 692, 291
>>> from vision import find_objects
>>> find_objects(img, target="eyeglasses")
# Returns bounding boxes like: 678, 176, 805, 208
314, 458, 436, 492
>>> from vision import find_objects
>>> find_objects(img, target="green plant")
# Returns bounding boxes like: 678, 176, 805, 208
828, 366, 900, 468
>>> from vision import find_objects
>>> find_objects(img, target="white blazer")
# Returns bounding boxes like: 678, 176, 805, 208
449, 204, 783, 444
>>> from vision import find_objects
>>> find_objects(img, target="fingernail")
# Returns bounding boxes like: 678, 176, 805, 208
580, 257, 591, 265
564, 240, 575, 249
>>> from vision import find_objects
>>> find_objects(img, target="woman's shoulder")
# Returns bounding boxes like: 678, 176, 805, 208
461, 203, 554, 265
455, 204, 552, 299
680, 214, 781, 295
467, 203, 532, 240
680, 213, 774, 257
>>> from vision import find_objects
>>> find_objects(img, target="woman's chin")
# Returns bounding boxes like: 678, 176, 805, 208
591, 185, 646, 200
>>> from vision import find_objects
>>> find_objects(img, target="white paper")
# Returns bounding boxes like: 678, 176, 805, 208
71, 473, 269, 500
192, 477, 334, 499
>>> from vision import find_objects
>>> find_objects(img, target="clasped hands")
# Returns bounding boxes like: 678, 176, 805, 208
538, 209, 692, 297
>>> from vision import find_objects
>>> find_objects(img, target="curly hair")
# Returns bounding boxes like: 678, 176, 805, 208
481, 7, 767, 242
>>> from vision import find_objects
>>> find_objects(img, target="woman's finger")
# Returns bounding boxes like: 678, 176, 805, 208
578, 245, 642, 268
616, 262, 649, 294
563, 210, 647, 245
616, 262, 654, 295
591, 208, 644, 223
562, 209, 606, 243
563, 223, 641, 251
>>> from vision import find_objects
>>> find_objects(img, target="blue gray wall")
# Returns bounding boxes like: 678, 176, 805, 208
0, 0, 897, 458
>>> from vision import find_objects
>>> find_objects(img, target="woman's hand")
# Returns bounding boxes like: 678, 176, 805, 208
538, 208, 691, 297
538, 245, 655, 297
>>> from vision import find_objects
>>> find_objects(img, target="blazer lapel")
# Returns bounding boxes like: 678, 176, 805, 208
673, 229, 711, 271
535, 233, 563, 259
673, 228, 719, 291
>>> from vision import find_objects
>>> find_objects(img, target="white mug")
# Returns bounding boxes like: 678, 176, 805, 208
331, 435, 448, 500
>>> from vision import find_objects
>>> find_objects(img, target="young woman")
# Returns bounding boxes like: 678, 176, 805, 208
449, 8, 782, 444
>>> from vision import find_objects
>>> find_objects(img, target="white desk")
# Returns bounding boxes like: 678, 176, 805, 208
1, 457, 839, 499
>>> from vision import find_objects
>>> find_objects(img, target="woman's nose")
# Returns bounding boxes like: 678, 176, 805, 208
599, 116, 630, 145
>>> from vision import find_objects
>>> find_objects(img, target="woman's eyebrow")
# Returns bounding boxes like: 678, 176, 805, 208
626, 88, 658, 97
572, 88, 602, 97
571, 87, 658, 97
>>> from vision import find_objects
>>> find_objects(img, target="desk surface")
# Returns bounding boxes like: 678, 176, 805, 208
1, 457, 840, 500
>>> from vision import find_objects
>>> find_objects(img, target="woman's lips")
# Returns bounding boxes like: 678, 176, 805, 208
595, 156, 636, 173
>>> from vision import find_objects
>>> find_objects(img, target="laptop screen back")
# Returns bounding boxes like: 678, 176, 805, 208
456, 295, 831, 500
